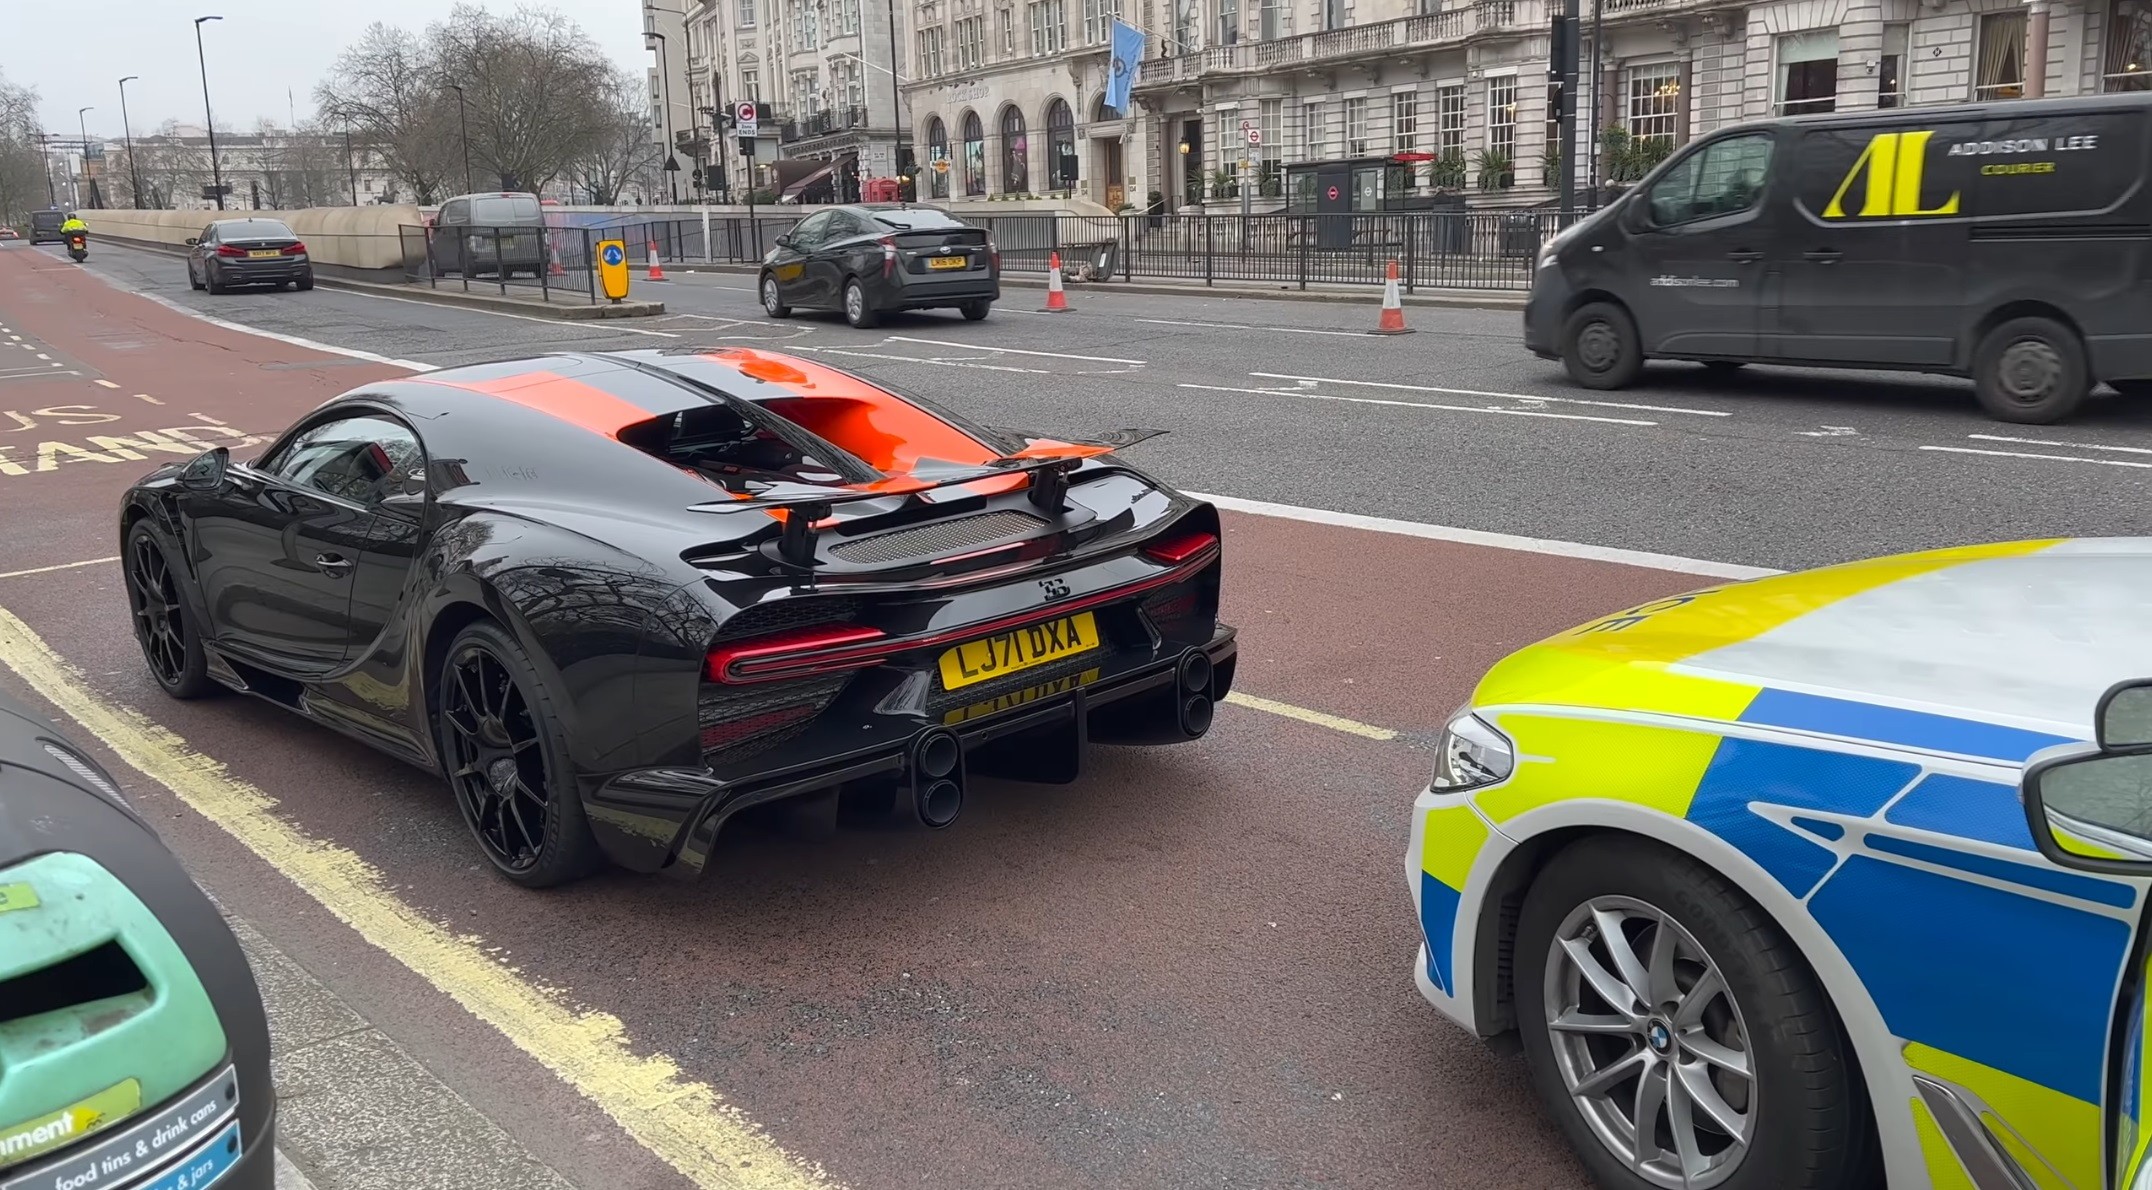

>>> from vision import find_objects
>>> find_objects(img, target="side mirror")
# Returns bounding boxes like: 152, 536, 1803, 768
773, 234, 792, 248
2024, 747, 2152, 873
1619, 198, 1651, 234
184, 237, 199, 246
177, 446, 228, 491
2099, 680, 2152, 748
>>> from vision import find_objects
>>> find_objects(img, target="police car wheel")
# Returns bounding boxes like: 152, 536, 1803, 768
761, 274, 791, 318
1516, 836, 1878, 1190
1562, 302, 1643, 390
1974, 316, 2087, 424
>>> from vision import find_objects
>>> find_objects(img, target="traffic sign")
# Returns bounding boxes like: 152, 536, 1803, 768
597, 239, 631, 302
735, 101, 759, 135
1247, 128, 1262, 146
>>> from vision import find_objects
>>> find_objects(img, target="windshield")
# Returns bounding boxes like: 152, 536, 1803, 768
217, 219, 295, 240
30, 212, 62, 229
471, 196, 542, 223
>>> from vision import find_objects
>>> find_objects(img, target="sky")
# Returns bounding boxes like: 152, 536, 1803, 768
8, 0, 657, 139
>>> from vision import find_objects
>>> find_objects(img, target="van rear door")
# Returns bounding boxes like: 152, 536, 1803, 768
1623, 131, 1779, 360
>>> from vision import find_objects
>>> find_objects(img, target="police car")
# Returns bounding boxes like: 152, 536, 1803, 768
1408, 538, 2152, 1189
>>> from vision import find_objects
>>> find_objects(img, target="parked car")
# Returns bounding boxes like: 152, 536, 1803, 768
0, 226, 19, 242
0, 685, 276, 1189
1528, 90, 2152, 424
1406, 537, 2152, 1190
431, 192, 547, 278
185, 218, 313, 294
759, 204, 999, 328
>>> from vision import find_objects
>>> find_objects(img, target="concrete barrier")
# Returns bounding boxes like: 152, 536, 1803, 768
83, 206, 420, 272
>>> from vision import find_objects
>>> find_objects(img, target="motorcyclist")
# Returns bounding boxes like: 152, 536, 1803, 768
59, 214, 87, 240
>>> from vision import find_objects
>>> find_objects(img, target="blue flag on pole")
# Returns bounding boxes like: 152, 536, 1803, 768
1105, 20, 1145, 115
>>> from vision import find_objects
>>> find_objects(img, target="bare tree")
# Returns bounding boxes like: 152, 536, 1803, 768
427, 4, 612, 194
566, 71, 663, 205
315, 23, 459, 203
264, 124, 350, 208
0, 71, 53, 222
125, 122, 215, 212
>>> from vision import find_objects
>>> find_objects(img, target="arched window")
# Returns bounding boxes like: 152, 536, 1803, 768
1094, 94, 1117, 122
1044, 99, 1076, 191
999, 105, 1028, 194
925, 116, 950, 199
960, 110, 986, 196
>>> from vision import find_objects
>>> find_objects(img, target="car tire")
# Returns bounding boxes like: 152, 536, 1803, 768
296, 274, 315, 292
1562, 301, 1644, 390
960, 300, 991, 322
843, 278, 881, 329
123, 522, 215, 700
188, 263, 205, 292
1515, 836, 1878, 1190
761, 274, 792, 318
1973, 316, 2087, 424
205, 267, 228, 296
434, 619, 603, 888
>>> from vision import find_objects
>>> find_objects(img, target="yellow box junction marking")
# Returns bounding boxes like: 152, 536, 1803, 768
0, 606, 837, 1190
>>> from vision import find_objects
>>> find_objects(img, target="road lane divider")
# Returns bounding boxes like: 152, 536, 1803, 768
1176, 382, 1657, 427
1919, 444, 2152, 469
0, 557, 119, 581
1222, 692, 1398, 741
1247, 372, 1734, 418
1967, 433, 2152, 456
0, 605, 840, 1190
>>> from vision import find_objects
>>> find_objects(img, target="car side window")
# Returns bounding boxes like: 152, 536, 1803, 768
200, 225, 218, 244
261, 414, 424, 506
440, 200, 466, 225
1646, 134, 1774, 228
790, 211, 833, 248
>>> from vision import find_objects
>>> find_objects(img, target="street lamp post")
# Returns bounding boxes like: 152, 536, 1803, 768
885, 0, 907, 189
445, 83, 472, 193
645, 29, 680, 205
117, 77, 142, 209
194, 15, 225, 210
76, 107, 94, 208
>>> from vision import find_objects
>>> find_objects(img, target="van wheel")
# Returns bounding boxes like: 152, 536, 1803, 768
1563, 302, 1643, 390
1974, 316, 2087, 424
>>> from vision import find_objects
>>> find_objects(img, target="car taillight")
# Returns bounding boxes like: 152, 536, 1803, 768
880, 235, 897, 278
1143, 529, 1220, 565
987, 238, 1000, 271
283, 242, 307, 255
214, 244, 245, 257
706, 623, 889, 684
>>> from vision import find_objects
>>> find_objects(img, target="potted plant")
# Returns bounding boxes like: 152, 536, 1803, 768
1430, 148, 1469, 192
1473, 148, 1514, 191
1541, 142, 1562, 188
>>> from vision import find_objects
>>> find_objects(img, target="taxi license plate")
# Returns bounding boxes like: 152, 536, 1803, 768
938, 612, 1097, 691
247, 249, 280, 258
927, 255, 968, 270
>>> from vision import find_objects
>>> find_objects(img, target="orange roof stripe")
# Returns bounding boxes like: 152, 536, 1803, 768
415, 370, 653, 438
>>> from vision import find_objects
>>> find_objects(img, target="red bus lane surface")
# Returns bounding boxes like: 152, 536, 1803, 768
0, 248, 1721, 1189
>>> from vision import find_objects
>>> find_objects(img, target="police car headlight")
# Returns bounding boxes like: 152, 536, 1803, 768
1431, 710, 1513, 792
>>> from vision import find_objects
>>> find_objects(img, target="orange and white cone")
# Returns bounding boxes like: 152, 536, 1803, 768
1042, 250, 1071, 312
1374, 259, 1412, 335
547, 239, 566, 278
645, 239, 668, 281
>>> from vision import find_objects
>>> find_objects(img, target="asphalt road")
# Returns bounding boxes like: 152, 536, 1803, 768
0, 238, 2139, 1190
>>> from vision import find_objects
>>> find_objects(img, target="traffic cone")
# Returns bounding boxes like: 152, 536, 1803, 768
1042, 251, 1071, 312
645, 239, 668, 281
1373, 259, 1413, 335
547, 240, 566, 278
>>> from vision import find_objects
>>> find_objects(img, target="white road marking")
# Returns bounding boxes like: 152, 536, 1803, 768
1195, 493, 1782, 580
0, 556, 119, 581
883, 335, 1144, 365
787, 345, 1048, 375
1177, 382, 1656, 427
1968, 433, 2152, 456
116, 287, 439, 372
94, 379, 119, 389
33, 353, 49, 360
1919, 445, 2152, 469
137, 394, 164, 404
1797, 426, 1860, 438
1248, 371, 1733, 417
1137, 318, 1373, 338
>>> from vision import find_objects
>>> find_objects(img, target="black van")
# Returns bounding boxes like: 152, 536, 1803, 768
1525, 92, 2152, 423
28, 209, 66, 245
431, 191, 547, 278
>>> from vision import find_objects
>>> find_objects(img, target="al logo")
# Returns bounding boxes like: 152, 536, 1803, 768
1823, 129, 1961, 219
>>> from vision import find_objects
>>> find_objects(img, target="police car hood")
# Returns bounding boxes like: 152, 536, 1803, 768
1473, 538, 2152, 765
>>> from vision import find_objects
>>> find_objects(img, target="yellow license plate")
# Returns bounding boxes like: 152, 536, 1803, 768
247, 249, 281, 258
927, 255, 967, 270
938, 612, 1097, 691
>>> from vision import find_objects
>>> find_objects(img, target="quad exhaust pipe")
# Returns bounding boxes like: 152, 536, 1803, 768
1177, 651, 1215, 737
910, 729, 965, 829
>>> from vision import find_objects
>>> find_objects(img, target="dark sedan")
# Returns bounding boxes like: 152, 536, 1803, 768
760, 204, 998, 328
185, 218, 314, 294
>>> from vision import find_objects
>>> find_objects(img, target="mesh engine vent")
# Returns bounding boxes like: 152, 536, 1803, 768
828, 510, 1047, 565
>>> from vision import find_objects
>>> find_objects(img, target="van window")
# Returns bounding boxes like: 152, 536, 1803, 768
470, 196, 541, 224
30, 211, 61, 230
438, 199, 468, 224
1795, 113, 2140, 224
1646, 134, 1775, 227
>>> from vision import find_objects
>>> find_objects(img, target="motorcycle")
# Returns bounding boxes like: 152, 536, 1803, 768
65, 232, 86, 263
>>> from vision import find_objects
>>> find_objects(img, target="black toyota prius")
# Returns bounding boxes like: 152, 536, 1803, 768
758, 204, 999, 328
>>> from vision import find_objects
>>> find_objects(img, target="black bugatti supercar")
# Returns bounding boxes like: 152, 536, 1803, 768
118, 348, 1235, 885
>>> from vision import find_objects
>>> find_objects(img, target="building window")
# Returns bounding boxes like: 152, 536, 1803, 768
1083, 0, 1121, 44
927, 116, 951, 197
1436, 84, 1465, 156
1000, 105, 1029, 191
955, 16, 985, 67
1626, 62, 1679, 144
918, 26, 945, 75
794, 4, 819, 46
1218, 0, 1240, 45
1260, 0, 1286, 39
2107, 0, 2152, 89
834, 58, 864, 109
1000, 4, 1018, 55
1172, 0, 1200, 54
1776, 29, 1838, 114
1880, 23, 1908, 106
1344, 97, 1369, 155
1977, 11, 2027, 99
1258, 97, 1282, 191
1030, 0, 1067, 53
1302, 100, 1325, 159
836, 0, 861, 35
1045, 98, 1077, 188
740, 69, 760, 100
1391, 91, 1419, 152
791, 69, 818, 116
1323, 0, 1342, 30
1486, 75, 1516, 157
962, 110, 986, 194
738, 0, 755, 26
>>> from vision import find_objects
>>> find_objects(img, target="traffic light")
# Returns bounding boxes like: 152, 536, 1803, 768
691, 167, 706, 190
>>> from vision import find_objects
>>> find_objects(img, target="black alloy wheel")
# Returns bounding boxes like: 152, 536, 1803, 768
437, 622, 599, 887
124, 525, 212, 698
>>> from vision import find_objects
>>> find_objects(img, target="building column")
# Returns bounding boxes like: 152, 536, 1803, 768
2027, 0, 2053, 98
1675, 50, 1694, 143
